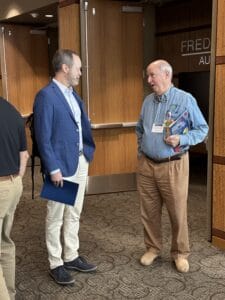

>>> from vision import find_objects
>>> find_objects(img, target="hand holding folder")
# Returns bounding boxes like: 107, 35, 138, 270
168, 110, 189, 136
164, 110, 189, 153
40, 176, 79, 206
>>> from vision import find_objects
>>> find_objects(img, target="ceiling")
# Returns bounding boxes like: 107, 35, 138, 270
2, 2, 58, 28
1, 0, 181, 28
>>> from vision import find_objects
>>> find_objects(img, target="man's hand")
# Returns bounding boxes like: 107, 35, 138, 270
19, 150, 29, 177
164, 134, 180, 148
51, 171, 63, 187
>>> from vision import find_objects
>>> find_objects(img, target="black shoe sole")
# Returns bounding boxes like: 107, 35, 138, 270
49, 271, 75, 285
64, 265, 97, 273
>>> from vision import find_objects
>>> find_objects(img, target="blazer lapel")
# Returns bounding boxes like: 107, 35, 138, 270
50, 82, 76, 122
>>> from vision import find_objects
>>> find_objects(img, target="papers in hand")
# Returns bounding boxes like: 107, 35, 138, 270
40, 176, 79, 206
165, 110, 189, 153
168, 110, 189, 136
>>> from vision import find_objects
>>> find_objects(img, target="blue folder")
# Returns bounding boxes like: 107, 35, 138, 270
40, 176, 79, 206
169, 110, 189, 136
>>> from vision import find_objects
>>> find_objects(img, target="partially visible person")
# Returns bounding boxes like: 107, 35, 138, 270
0, 97, 29, 299
136, 59, 208, 273
34, 49, 96, 286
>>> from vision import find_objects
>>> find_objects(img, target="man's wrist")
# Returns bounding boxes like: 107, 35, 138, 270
50, 169, 60, 175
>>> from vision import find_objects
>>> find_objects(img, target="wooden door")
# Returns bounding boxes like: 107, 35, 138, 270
58, 0, 144, 193
0, 24, 49, 115
211, 0, 225, 248
0, 24, 49, 153
58, 0, 81, 94
84, 0, 143, 193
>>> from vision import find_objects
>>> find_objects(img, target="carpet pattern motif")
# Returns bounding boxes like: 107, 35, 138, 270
12, 170, 225, 300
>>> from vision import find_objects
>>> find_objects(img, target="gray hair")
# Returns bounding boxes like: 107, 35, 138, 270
150, 59, 173, 79
52, 49, 78, 73
157, 60, 173, 79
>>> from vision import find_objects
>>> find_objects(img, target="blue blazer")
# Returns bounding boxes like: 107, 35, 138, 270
33, 81, 95, 177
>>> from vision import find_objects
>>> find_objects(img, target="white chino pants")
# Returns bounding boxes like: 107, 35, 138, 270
46, 155, 89, 269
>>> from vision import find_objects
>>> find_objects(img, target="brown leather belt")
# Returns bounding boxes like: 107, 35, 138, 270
0, 174, 19, 181
145, 153, 184, 164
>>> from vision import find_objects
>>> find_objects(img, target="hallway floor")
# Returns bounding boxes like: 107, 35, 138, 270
13, 165, 225, 300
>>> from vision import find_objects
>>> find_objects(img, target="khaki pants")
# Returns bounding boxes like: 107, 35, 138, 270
46, 155, 89, 269
137, 153, 190, 259
0, 176, 23, 300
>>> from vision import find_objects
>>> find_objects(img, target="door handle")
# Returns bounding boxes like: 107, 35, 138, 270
91, 122, 137, 129
122, 122, 137, 128
91, 122, 123, 129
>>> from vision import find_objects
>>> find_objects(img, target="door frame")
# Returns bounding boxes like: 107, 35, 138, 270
206, 0, 217, 241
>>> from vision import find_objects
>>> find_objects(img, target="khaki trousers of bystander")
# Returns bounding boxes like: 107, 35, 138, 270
137, 152, 190, 259
0, 176, 23, 300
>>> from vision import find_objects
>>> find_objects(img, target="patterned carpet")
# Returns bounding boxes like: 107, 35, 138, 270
12, 165, 225, 300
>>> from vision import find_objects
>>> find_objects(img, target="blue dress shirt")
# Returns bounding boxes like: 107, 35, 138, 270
136, 86, 209, 160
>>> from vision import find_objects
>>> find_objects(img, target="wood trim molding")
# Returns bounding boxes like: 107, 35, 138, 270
212, 236, 225, 250
216, 56, 225, 65
155, 24, 211, 37
59, 0, 79, 8
213, 156, 225, 164
212, 228, 225, 239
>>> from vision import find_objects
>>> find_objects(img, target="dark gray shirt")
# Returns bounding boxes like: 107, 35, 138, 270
0, 97, 27, 176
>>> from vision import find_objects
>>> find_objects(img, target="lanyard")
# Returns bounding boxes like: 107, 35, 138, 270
153, 101, 169, 125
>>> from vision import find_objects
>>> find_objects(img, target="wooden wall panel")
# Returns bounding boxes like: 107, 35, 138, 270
156, 1, 190, 33
4, 25, 34, 113
31, 33, 50, 100
58, 3, 80, 53
212, 236, 225, 250
87, 0, 143, 176
216, 0, 225, 56
156, 0, 212, 33
155, 0, 212, 75
213, 164, 225, 230
89, 128, 137, 175
121, 12, 143, 122
0, 25, 49, 115
212, 0, 225, 248
88, 0, 143, 123
0, 24, 49, 155
157, 28, 211, 74
213, 65, 225, 156
58, 3, 81, 94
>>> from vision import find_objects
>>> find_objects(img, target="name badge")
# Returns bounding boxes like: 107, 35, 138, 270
152, 123, 163, 133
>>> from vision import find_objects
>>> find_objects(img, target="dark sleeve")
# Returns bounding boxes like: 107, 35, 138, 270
19, 116, 27, 151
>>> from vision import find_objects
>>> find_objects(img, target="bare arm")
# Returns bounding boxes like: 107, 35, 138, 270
19, 150, 29, 177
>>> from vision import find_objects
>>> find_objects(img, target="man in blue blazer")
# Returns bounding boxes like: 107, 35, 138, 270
34, 49, 96, 285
